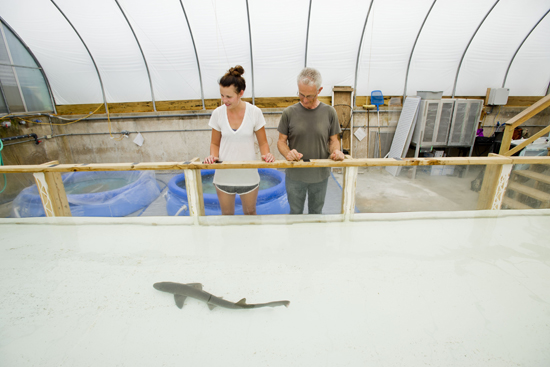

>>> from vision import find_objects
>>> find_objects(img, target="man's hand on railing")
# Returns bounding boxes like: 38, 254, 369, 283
285, 149, 303, 161
203, 155, 219, 164
330, 149, 345, 161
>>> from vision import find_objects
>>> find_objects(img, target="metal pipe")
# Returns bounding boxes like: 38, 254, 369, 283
114, 0, 157, 112
50, 0, 109, 114
179, 0, 205, 110
0, 17, 57, 114
1, 133, 39, 144
245, 0, 255, 105
304, 0, 312, 68
402, 0, 437, 102
3, 109, 389, 124
353, 0, 374, 107
452, 0, 500, 98
503, 8, 550, 88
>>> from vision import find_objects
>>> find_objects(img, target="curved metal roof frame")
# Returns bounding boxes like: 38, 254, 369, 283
353, 0, 374, 106
50, 0, 108, 113
114, 0, 156, 112
245, 0, 255, 105
503, 8, 550, 89
178, 0, 204, 110
451, 0, 500, 98
0, 16, 57, 114
402, 0, 437, 101
304, 0, 313, 68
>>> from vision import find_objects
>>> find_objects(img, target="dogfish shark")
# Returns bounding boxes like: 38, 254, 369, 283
153, 282, 290, 310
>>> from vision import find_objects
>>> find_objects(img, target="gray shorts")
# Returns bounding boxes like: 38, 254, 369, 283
214, 183, 259, 195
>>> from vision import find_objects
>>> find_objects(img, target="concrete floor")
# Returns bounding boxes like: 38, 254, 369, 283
333, 165, 482, 213
1, 210, 549, 366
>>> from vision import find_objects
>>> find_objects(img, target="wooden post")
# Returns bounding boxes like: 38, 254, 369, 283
33, 161, 72, 217
341, 156, 358, 221
476, 155, 513, 210
333, 86, 354, 155
184, 157, 203, 223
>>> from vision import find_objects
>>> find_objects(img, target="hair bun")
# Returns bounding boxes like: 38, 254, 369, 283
229, 65, 244, 77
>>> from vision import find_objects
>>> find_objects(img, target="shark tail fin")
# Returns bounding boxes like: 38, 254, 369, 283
236, 298, 247, 306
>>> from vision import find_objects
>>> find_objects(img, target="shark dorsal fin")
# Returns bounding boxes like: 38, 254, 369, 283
185, 283, 203, 290
236, 298, 247, 306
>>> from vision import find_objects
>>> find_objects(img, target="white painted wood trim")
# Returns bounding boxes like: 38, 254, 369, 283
184, 169, 200, 224
343, 166, 358, 221
33, 172, 55, 217
491, 164, 513, 210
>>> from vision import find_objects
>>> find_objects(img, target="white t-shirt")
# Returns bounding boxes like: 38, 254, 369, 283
208, 102, 266, 186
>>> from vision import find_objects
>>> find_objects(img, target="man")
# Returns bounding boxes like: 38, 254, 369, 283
277, 67, 345, 214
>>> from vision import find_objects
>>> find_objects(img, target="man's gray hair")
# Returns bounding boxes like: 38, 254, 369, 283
297, 67, 322, 90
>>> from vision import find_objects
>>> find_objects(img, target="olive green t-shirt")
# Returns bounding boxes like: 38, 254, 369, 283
278, 102, 341, 183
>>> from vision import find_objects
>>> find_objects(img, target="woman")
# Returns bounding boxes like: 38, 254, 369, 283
204, 66, 274, 215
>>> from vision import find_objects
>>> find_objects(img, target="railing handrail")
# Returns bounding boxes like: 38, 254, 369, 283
1, 156, 550, 174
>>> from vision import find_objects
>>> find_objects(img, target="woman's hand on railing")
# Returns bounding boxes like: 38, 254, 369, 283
262, 153, 274, 163
204, 155, 219, 164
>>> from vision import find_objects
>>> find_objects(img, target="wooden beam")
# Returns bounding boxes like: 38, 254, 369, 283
499, 94, 550, 154
503, 124, 550, 156
4, 156, 548, 174
333, 87, 354, 153
504, 94, 550, 129
52, 95, 547, 115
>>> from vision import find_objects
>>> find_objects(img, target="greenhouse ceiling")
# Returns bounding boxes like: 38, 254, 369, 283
1, 0, 549, 109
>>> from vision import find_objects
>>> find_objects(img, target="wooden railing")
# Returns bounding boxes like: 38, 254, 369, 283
499, 94, 550, 156
1, 155, 549, 223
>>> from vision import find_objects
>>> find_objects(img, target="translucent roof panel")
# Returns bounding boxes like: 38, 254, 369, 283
307, 0, 373, 96
505, 12, 550, 96
184, 0, 252, 100
455, 1, 550, 96
356, 0, 436, 97
117, 0, 202, 102
0, 0, 549, 107
53, 0, 152, 103
249, 0, 310, 98
407, 0, 499, 97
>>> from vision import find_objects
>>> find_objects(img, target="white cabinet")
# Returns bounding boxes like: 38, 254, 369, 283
448, 99, 483, 147
411, 99, 455, 148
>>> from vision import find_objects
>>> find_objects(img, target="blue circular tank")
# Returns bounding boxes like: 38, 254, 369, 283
166, 168, 289, 216
11, 171, 161, 217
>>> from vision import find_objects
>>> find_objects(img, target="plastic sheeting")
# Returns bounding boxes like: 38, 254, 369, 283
0, 0, 549, 106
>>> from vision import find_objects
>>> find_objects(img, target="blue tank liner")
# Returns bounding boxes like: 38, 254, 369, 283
11, 171, 161, 217
166, 168, 290, 216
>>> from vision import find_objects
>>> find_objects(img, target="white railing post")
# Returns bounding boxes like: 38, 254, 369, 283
33, 172, 56, 217
491, 164, 513, 210
342, 166, 358, 221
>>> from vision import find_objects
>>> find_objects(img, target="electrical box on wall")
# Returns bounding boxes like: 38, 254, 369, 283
486, 88, 509, 105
